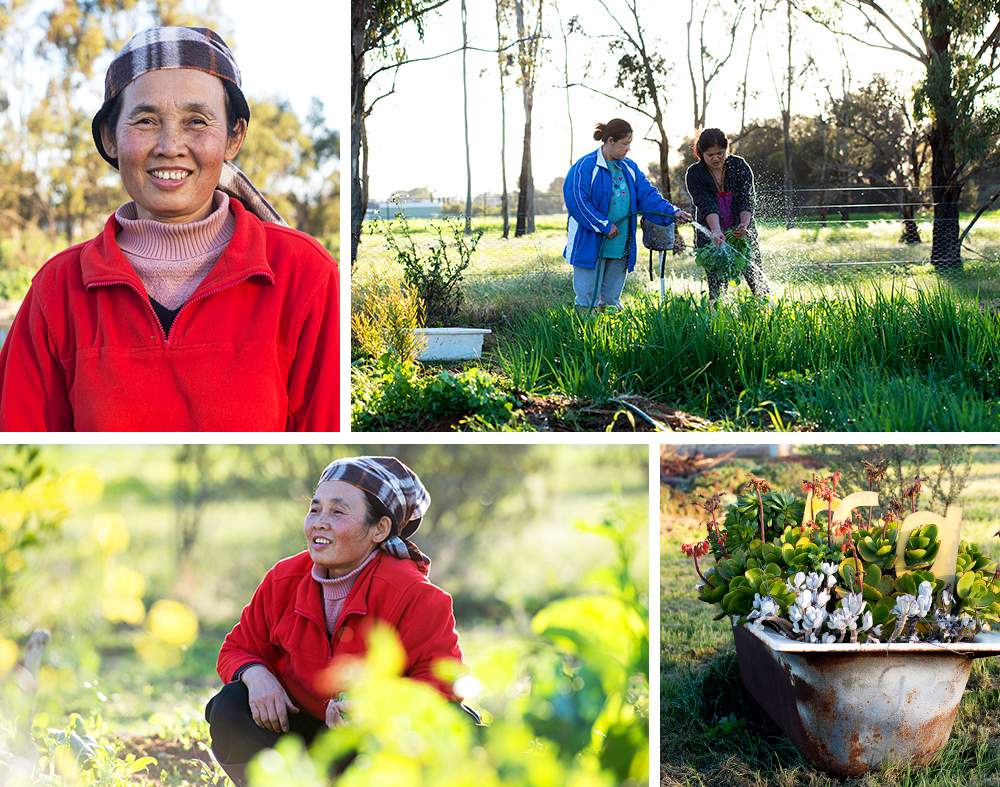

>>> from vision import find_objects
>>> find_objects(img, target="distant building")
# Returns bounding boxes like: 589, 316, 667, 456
365, 200, 443, 220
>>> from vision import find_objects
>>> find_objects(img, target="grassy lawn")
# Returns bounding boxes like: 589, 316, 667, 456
660, 446, 1000, 786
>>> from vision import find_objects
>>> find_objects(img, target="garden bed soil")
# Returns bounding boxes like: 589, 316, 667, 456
120, 734, 218, 784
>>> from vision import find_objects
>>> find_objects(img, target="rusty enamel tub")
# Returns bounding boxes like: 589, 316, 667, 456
733, 625, 1000, 777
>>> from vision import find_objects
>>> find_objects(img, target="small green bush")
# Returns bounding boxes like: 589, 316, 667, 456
376, 210, 484, 325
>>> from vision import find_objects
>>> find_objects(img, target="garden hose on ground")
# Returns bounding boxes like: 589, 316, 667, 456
589, 210, 679, 315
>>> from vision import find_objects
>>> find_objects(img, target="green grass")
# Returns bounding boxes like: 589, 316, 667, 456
490, 286, 1000, 431
661, 448, 1000, 786
352, 211, 1000, 432
354, 211, 1000, 314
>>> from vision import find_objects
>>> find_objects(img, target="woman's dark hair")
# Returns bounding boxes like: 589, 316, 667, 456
103, 80, 243, 140
362, 490, 395, 533
693, 128, 729, 159
594, 118, 632, 143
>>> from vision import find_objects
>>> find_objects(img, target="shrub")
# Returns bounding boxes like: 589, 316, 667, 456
376, 210, 484, 325
352, 278, 426, 363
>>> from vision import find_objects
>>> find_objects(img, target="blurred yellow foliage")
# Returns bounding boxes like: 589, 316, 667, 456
4, 550, 25, 574
101, 596, 146, 626
58, 468, 104, 507
146, 599, 199, 648
0, 489, 27, 533
0, 637, 18, 674
92, 513, 129, 555
103, 565, 146, 601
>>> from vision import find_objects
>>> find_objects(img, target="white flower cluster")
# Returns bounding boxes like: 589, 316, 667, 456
749, 562, 880, 644
891, 582, 978, 642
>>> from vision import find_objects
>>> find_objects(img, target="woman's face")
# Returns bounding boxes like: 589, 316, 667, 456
304, 480, 390, 577
102, 69, 246, 223
604, 133, 632, 160
701, 145, 727, 170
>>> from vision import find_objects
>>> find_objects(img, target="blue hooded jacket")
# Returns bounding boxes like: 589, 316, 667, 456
562, 147, 678, 271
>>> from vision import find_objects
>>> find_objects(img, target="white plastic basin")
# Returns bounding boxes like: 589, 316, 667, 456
414, 327, 491, 362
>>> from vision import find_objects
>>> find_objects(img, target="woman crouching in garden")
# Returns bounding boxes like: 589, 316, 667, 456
0, 27, 339, 431
205, 457, 471, 785
685, 128, 769, 301
563, 118, 690, 311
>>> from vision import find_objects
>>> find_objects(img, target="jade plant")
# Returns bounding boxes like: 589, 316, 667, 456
682, 468, 1000, 645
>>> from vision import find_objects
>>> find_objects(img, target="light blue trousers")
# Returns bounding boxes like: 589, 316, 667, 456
572, 258, 628, 308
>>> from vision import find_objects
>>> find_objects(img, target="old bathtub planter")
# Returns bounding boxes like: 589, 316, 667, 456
414, 327, 491, 362
733, 623, 1000, 777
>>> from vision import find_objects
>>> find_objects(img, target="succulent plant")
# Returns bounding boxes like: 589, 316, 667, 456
903, 523, 941, 570
855, 525, 898, 570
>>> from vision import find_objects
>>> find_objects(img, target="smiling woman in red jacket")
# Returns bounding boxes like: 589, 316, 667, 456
205, 457, 469, 785
0, 27, 339, 431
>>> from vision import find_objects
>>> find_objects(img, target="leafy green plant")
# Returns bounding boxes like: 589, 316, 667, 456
352, 356, 518, 431
376, 209, 484, 325
694, 230, 751, 283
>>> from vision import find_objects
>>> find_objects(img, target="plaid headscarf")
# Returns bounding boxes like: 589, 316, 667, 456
91, 26, 286, 225
319, 457, 432, 569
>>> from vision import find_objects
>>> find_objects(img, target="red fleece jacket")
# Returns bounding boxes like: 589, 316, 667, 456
217, 551, 464, 720
0, 198, 339, 431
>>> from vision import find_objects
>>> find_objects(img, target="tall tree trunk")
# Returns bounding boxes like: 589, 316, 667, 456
558, 3, 573, 166
514, 0, 540, 237
781, 0, 793, 228
516, 109, 535, 235
926, 1, 961, 269
496, 0, 510, 239
929, 120, 962, 267
350, 2, 367, 262
462, 0, 473, 234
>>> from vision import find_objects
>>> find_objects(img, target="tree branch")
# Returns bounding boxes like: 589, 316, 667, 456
371, 0, 453, 50
566, 81, 653, 120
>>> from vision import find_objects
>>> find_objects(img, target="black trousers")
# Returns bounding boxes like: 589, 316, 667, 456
205, 681, 326, 769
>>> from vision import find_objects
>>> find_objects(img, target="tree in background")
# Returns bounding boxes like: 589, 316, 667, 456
797, 0, 1000, 268
686, 0, 746, 132
828, 76, 930, 242
514, 0, 544, 237
351, 0, 449, 261
574, 0, 675, 199
495, 0, 514, 238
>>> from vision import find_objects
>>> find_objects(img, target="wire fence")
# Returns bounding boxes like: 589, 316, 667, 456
450, 184, 1000, 296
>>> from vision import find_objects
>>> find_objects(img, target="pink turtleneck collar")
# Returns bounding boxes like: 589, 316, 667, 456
114, 190, 236, 310
311, 550, 379, 635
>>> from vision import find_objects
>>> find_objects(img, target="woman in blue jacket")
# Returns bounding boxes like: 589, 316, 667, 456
563, 119, 690, 310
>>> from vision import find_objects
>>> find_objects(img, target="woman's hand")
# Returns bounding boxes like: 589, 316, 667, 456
606, 223, 619, 239
325, 697, 352, 728
712, 230, 726, 247
242, 664, 299, 733
732, 223, 749, 239
673, 209, 692, 223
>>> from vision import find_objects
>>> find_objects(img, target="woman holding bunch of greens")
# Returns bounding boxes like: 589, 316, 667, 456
0, 27, 339, 431
685, 128, 770, 301
206, 457, 475, 785
563, 118, 690, 311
